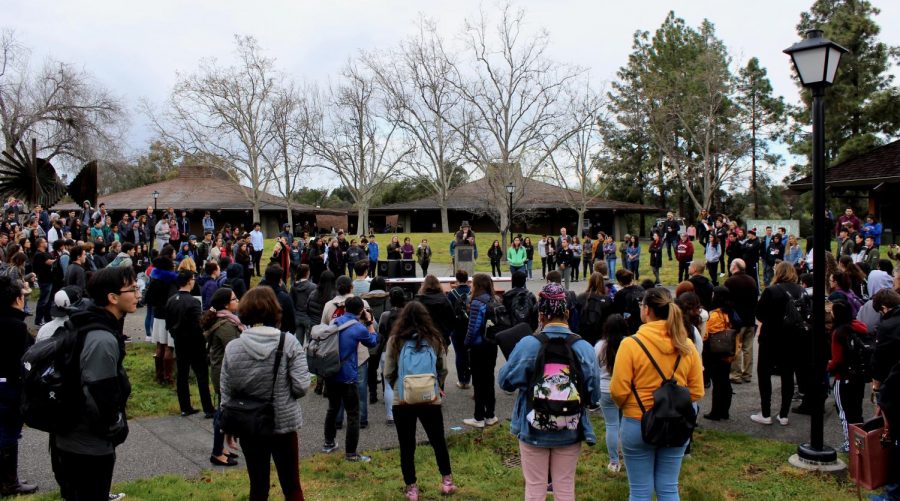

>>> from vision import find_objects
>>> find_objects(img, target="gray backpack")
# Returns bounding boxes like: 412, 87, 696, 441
307, 319, 358, 378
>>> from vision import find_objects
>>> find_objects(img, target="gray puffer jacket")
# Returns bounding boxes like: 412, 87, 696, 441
220, 326, 311, 434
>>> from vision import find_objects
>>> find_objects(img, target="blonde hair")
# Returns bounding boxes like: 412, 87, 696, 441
178, 257, 197, 273
644, 287, 692, 356
771, 261, 798, 285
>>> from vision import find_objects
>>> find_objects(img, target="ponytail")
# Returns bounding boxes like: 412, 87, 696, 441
644, 287, 693, 357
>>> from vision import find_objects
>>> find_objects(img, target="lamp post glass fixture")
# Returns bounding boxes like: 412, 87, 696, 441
505, 183, 515, 236
784, 29, 848, 468
152, 190, 159, 213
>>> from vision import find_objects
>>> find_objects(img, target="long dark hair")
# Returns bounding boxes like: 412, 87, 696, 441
316, 270, 337, 300
600, 314, 629, 373
471, 273, 494, 299
387, 302, 444, 357
201, 287, 235, 330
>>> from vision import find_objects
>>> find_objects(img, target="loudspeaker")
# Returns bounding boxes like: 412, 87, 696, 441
388, 259, 401, 278
377, 260, 390, 277
400, 259, 416, 278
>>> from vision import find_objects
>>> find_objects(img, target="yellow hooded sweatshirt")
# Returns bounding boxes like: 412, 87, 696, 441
610, 320, 705, 419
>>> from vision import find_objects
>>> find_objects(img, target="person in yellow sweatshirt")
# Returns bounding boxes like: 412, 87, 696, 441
610, 287, 704, 501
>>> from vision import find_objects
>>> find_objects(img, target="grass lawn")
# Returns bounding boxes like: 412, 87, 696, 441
25, 416, 865, 500
124, 343, 205, 418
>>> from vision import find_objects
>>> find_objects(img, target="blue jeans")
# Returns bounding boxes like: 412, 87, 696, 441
510, 265, 525, 276
144, 304, 154, 338
525, 259, 533, 278
606, 257, 617, 275
451, 331, 470, 385
337, 361, 369, 425
600, 392, 621, 465
380, 353, 394, 420
621, 417, 687, 501
36, 282, 53, 325
212, 401, 225, 456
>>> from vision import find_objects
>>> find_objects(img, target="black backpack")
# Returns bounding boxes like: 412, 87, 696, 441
20, 319, 101, 433
485, 298, 511, 343
622, 288, 644, 334
845, 328, 876, 382
578, 294, 614, 345
506, 289, 536, 329
780, 285, 811, 338
629, 336, 697, 448
449, 289, 470, 334
526, 332, 588, 432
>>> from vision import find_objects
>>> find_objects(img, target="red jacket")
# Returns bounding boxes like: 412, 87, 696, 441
827, 319, 868, 380
675, 239, 694, 262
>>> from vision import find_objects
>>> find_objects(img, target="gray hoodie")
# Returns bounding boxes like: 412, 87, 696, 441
220, 326, 311, 433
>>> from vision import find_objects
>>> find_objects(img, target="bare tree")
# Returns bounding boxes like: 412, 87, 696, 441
447, 4, 583, 249
0, 30, 125, 170
263, 82, 312, 232
144, 35, 278, 223
543, 82, 610, 237
365, 18, 465, 233
307, 60, 413, 235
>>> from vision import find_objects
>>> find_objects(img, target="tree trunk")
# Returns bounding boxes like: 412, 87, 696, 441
440, 202, 449, 234
285, 203, 294, 235
499, 208, 509, 256
252, 204, 261, 228
576, 209, 585, 241
358, 204, 369, 236
751, 101, 758, 218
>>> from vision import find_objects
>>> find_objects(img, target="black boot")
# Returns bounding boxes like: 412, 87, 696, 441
0, 444, 38, 496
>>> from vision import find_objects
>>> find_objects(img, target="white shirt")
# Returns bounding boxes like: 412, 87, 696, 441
537, 239, 546, 258
250, 229, 264, 251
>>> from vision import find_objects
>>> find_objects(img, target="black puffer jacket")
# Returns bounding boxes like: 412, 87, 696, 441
416, 291, 456, 342
225, 263, 247, 299
306, 289, 335, 327
259, 279, 296, 334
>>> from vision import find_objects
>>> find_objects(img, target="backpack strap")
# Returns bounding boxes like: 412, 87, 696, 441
629, 335, 682, 413
268, 332, 286, 402
564, 334, 590, 407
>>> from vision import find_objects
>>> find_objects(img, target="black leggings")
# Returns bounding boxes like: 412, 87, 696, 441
393, 405, 452, 485
174, 342, 215, 414
469, 343, 497, 421
51, 444, 116, 501
491, 261, 502, 277
704, 352, 732, 418
242, 432, 304, 501
707, 261, 720, 286
757, 346, 793, 418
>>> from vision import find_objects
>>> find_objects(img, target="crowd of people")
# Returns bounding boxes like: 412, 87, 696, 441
0, 199, 898, 500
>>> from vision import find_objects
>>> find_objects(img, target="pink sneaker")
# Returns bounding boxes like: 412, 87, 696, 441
405, 483, 419, 501
441, 475, 458, 495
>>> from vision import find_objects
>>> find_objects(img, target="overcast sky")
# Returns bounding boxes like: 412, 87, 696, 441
7, 0, 900, 184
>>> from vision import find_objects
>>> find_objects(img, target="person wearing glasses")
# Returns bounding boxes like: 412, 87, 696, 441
165, 270, 215, 418
204, 287, 244, 467
50, 266, 137, 500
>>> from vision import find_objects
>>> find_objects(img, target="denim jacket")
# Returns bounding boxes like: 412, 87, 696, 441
498, 323, 602, 447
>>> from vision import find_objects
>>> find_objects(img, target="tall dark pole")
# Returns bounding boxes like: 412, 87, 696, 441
508, 190, 514, 237
797, 86, 836, 463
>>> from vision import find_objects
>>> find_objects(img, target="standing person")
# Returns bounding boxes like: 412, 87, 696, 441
32, 237, 55, 327
581, 235, 593, 281
741, 229, 762, 288
447, 270, 472, 390
649, 233, 663, 287
51, 266, 135, 501
702, 286, 739, 421
290, 264, 316, 345
662, 212, 681, 261
249, 222, 264, 277
220, 287, 310, 501
595, 314, 629, 473
687, 260, 713, 311
609, 287, 704, 501
155, 215, 170, 251
705, 234, 721, 286
401, 237, 414, 260
725, 259, 759, 385
416, 238, 432, 277
626, 235, 641, 280
557, 239, 575, 291
835, 207, 861, 237
387, 236, 402, 260
571, 236, 582, 283
696, 209, 713, 247
375, 286, 404, 418
763, 234, 784, 287
725, 232, 742, 275
488, 240, 503, 278
177, 211, 191, 245
415, 275, 457, 346
202, 211, 215, 235
575, 273, 614, 345
203, 287, 243, 468
538, 236, 548, 279
147, 252, 178, 385
321, 297, 378, 462
384, 302, 457, 500
861, 214, 882, 246
327, 239, 344, 276
498, 282, 602, 501
715, 219, 729, 277
545, 237, 556, 276
524, 237, 535, 280
613, 269, 646, 335
603, 236, 617, 276
462, 273, 500, 428
827, 300, 868, 452
507, 236, 527, 276
0, 277, 38, 496
166, 270, 216, 417
675, 232, 694, 283
367, 234, 379, 277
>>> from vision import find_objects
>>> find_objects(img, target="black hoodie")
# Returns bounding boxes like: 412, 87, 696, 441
415, 291, 456, 342
259, 278, 296, 333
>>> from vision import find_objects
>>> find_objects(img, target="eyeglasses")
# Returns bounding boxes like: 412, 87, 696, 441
117, 287, 139, 295
230, 297, 239, 302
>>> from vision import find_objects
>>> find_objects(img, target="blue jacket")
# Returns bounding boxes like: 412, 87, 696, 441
331, 313, 378, 384
863, 222, 882, 246
498, 323, 602, 447
368, 242, 379, 261
464, 292, 491, 346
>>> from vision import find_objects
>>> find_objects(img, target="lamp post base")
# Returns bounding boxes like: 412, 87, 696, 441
789, 443, 845, 471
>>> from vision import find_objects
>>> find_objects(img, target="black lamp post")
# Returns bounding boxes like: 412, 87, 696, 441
505, 183, 515, 237
784, 29, 848, 468
152, 190, 159, 213
787, 203, 794, 220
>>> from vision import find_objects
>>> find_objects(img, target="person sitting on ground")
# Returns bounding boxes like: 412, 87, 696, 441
498, 282, 601, 500
221, 287, 310, 500
384, 301, 457, 501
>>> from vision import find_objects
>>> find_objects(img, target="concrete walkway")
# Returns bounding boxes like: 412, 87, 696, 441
19, 272, 869, 493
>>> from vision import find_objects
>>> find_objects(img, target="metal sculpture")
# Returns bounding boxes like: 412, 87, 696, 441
0, 139, 97, 208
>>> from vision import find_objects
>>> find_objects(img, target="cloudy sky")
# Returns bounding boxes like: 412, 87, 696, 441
7, 0, 900, 182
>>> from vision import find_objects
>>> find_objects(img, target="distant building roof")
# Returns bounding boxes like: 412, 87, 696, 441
55, 165, 323, 213
371, 177, 660, 213
788, 139, 900, 191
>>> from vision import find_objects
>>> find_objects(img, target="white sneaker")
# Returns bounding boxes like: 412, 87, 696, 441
607, 462, 621, 473
145, 336, 152, 342
484, 417, 499, 426
750, 413, 772, 425
463, 418, 485, 428
776, 415, 789, 426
